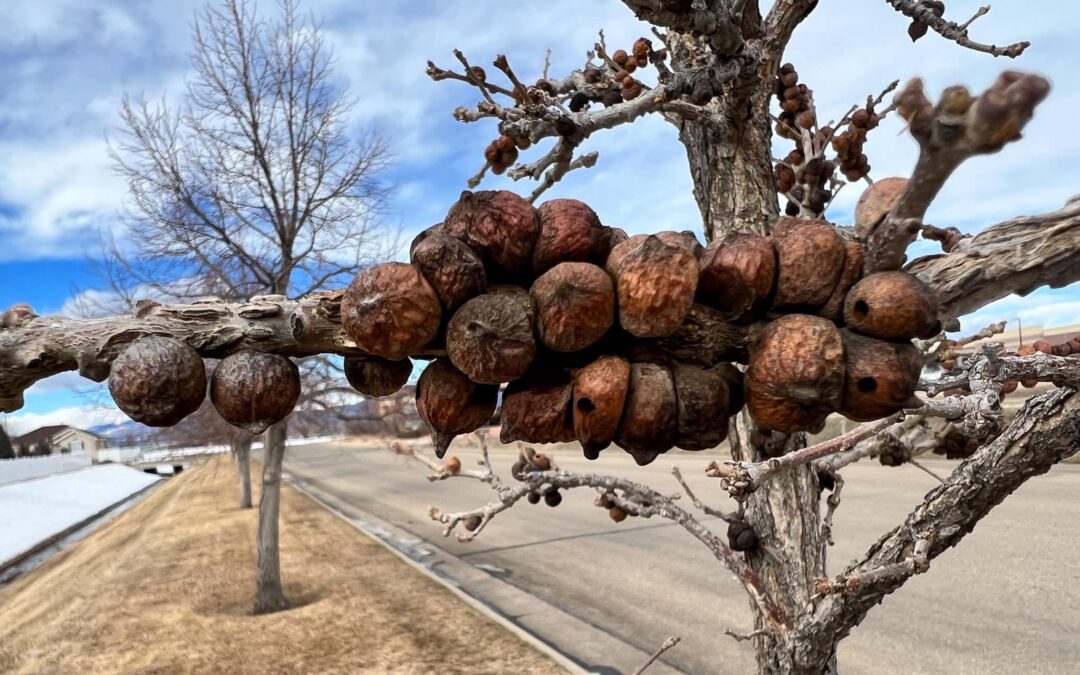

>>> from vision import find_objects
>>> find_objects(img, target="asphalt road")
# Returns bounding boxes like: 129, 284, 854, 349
283, 435, 1080, 674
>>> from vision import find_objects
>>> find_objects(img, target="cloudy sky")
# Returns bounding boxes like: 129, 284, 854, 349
2, 0, 1077, 435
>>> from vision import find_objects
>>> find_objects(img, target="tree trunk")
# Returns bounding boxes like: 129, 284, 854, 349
253, 420, 289, 614
680, 78, 832, 672
232, 432, 253, 510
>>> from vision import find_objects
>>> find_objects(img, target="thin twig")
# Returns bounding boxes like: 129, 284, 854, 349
631, 635, 681, 675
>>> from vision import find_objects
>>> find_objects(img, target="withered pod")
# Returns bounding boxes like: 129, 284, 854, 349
446, 289, 537, 384
416, 358, 498, 458
839, 330, 922, 421
343, 356, 412, 398
745, 314, 844, 434
533, 198, 602, 275
771, 218, 847, 310
530, 262, 614, 353
341, 262, 442, 360
211, 350, 301, 435
697, 232, 776, 320
410, 233, 487, 313
672, 363, 731, 451
612, 235, 698, 338
615, 362, 678, 465
572, 355, 631, 459
442, 190, 539, 278
499, 369, 575, 444
844, 271, 940, 341
108, 336, 207, 427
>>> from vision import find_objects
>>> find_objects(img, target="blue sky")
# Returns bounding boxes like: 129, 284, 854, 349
2, 0, 1078, 434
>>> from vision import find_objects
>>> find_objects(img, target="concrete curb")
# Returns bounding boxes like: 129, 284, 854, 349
0, 479, 163, 580
286, 473, 686, 675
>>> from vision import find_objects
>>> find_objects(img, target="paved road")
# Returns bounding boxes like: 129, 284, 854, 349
284, 436, 1080, 674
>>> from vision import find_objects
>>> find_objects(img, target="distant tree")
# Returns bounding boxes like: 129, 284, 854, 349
0, 426, 13, 460
106, 0, 390, 614
31, 440, 52, 457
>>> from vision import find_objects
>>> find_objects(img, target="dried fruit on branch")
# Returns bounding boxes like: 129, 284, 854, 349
590, 226, 629, 267
839, 331, 922, 421
697, 232, 777, 320
746, 315, 844, 434
443, 190, 539, 279
771, 218, 847, 310
343, 356, 412, 398
108, 336, 207, 427
530, 262, 615, 352
500, 369, 575, 444
613, 235, 698, 338
854, 177, 907, 238
416, 358, 498, 458
672, 364, 731, 451
446, 289, 537, 384
572, 355, 631, 459
210, 350, 300, 434
410, 233, 487, 312
615, 362, 677, 465
820, 239, 865, 321
844, 272, 940, 341
341, 263, 442, 360
533, 199, 602, 275
655, 230, 704, 259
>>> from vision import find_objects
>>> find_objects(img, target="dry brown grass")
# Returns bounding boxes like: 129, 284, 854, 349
0, 458, 562, 674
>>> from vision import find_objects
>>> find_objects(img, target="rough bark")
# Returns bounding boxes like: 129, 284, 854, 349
232, 432, 253, 510
254, 420, 289, 615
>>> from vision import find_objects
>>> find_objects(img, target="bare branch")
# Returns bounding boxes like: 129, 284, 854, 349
631, 635, 681, 675
886, 0, 1029, 57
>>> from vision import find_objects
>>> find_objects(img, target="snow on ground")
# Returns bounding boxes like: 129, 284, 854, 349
0, 465, 161, 566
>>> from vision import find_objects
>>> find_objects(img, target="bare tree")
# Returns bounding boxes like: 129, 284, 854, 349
2, 1, 1080, 672
106, 0, 390, 614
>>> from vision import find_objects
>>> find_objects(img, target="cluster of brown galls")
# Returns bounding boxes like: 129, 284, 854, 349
334, 188, 940, 466
774, 64, 879, 215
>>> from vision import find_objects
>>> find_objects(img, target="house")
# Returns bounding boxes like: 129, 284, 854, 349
12, 425, 109, 461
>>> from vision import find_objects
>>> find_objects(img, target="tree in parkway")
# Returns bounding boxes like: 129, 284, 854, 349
104, 0, 389, 613
2, 0, 1080, 672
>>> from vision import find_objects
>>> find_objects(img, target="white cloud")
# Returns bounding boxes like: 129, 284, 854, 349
3, 405, 124, 438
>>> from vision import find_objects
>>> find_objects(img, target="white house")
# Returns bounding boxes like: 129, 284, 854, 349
13, 425, 110, 461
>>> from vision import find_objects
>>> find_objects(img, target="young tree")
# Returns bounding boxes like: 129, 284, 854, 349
0, 425, 14, 460
1, 1, 1079, 672
106, 0, 389, 614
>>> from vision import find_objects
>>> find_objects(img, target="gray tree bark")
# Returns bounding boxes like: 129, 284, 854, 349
254, 420, 289, 614
232, 432, 253, 510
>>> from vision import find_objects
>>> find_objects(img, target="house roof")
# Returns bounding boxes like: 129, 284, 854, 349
13, 425, 105, 446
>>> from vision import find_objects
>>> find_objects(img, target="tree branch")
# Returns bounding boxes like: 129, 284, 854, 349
885, 0, 1030, 57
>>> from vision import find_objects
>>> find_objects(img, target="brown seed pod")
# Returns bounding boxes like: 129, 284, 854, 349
820, 239, 865, 321
443, 190, 539, 278
1032, 339, 1052, 354
589, 226, 629, 267
416, 358, 499, 458
463, 515, 482, 531
854, 177, 908, 238
1016, 344, 1037, 357
533, 199, 602, 275
343, 356, 412, 398
445, 456, 462, 473
622, 81, 643, 101
615, 363, 677, 465
844, 272, 940, 341
655, 230, 704, 259
727, 521, 758, 552
614, 235, 698, 338
771, 218, 848, 310
671, 364, 731, 451
572, 355, 631, 459
446, 290, 537, 384
609, 506, 628, 523
544, 490, 563, 507
746, 315, 845, 434
341, 263, 442, 360
500, 369, 575, 444
1001, 380, 1019, 394
839, 330, 922, 422
411, 233, 488, 312
211, 350, 300, 434
1021, 377, 1040, 388
530, 262, 615, 352
1053, 343, 1072, 356
108, 336, 207, 427
697, 232, 777, 320
409, 223, 444, 258
604, 234, 648, 277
